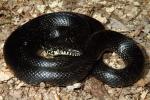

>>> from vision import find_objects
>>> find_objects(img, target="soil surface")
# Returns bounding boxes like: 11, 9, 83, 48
0, 0, 150, 100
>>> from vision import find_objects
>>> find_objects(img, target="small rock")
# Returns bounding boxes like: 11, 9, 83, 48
9, 90, 23, 99
0, 67, 14, 81
140, 90, 149, 100
107, 18, 129, 32
36, 5, 46, 13
34, 94, 42, 100
133, 2, 140, 6
66, 83, 82, 91
135, 79, 147, 87
0, 96, 3, 100
17, 7, 24, 14
84, 77, 105, 97
39, 82, 46, 87
93, 13, 107, 24
143, 24, 150, 34
106, 6, 115, 13
52, 91, 61, 100
15, 82, 25, 89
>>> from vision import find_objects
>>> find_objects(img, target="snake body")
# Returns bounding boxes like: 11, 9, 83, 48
85, 30, 144, 87
3, 12, 144, 87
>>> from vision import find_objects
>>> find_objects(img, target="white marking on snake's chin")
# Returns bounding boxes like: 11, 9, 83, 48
47, 49, 81, 56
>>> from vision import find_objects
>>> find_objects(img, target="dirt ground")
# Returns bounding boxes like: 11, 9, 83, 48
0, 0, 150, 100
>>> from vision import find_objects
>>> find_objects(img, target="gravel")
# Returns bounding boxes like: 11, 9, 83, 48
0, 0, 150, 100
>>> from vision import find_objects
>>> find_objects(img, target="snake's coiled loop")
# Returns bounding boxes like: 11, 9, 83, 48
3, 12, 144, 87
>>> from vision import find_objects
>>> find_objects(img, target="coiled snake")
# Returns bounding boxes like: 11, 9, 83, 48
3, 12, 144, 87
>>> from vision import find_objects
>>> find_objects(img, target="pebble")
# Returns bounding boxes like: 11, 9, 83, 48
93, 13, 107, 24
36, 5, 46, 13
105, 6, 115, 13
107, 18, 129, 32
0, 67, 14, 81
0, 0, 150, 99
66, 83, 82, 91
140, 89, 149, 100
15, 82, 25, 89
0, 96, 3, 100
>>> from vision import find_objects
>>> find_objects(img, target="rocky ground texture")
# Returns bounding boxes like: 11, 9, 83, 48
0, 0, 150, 100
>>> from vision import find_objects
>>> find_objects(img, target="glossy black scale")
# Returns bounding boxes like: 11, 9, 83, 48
85, 30, 144, 87
3, 12, 104, 86
3, 12, 144, 87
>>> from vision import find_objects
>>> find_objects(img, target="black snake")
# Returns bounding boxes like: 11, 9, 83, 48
3, 12, 144, 87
